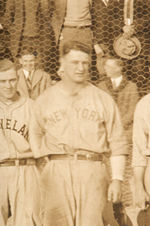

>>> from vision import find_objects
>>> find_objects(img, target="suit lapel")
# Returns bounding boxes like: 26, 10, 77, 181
31, 69, 42, 89
17, 69, 30, 97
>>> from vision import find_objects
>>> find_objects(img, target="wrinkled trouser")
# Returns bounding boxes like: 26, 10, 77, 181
59, 26, 93, 51
0, 165, 41, 226
41, 160, 109, 226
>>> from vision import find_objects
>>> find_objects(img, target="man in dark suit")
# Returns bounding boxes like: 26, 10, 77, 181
0, 0, 56, 73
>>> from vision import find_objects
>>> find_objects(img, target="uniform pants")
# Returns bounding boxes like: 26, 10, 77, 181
41, 160, 109, 226
0, 165, 41, 226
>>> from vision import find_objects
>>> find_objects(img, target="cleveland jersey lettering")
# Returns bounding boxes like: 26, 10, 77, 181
0, 118, 29, 140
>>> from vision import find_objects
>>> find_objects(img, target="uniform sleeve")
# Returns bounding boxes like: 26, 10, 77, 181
102, 94, 129, 156
132, 102, 149, 167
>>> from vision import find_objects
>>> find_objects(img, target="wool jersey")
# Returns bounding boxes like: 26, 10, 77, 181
0, 96, 33, 161
133, 93, 150, 167
30, 82, 128, 158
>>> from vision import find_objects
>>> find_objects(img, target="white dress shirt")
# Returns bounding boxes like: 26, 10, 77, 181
23, 69, 34, 80
111, 75, 123, 88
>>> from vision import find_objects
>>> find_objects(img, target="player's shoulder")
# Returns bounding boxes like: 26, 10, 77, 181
135, 93, 150, 115
97, 80, 107, 88
20, 95, 33, 104
34, 82, 57, 103
137, 93, 150, 107
90, 83, 114, 99
15, 95, 34, 110
97, 79, 106, 85
88, 83, 116, 106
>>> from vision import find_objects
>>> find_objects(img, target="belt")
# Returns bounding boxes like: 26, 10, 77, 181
64, 25, 91, 29
44, 154, 103, 161
0, 158, 36, 167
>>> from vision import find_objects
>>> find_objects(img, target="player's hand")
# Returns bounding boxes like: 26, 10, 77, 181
0, 24, 3, 30
108, 179, 122, 203
94, 44, 104, 56
134, 185, 150, 209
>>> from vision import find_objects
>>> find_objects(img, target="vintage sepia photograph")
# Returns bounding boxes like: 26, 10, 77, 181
0, 0, 150, 225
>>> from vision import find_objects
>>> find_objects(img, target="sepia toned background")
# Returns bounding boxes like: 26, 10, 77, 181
0, 0, 150, 225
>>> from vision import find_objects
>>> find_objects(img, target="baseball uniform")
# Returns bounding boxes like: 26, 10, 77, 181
132, 93, 150, 194
0, 96, 41, 226
30, 82, 128, 226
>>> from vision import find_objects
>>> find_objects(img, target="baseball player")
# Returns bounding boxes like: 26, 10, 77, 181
17, 48, 52, 100
132, 93, 150, 209
29, 41, 129, 226
0, 59, 41, 226
97, 56, 140, 225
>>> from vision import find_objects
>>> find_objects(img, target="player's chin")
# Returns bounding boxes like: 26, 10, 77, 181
75, 79, 86, 84
5, 92, 16, 99
75, 76, 87, 83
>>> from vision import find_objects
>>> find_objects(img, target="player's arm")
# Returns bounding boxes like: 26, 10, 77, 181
132, 103, 150, 208
108, 155, 126, 203
103, 96, 128, 203
133, 166, 149, 209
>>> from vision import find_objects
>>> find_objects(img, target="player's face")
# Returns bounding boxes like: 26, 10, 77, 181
61, 50, 90, 84
0, 68, 18, 101
19, 54, 35, 72
104, 59, 122, 78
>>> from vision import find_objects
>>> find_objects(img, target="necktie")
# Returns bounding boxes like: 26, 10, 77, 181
26, 71, 32, 92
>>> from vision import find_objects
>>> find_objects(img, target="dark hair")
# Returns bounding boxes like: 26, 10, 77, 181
60, 41, 91, 57
0, 59, 15, 72
103, 56, 124, 68
19, 47, 37, 58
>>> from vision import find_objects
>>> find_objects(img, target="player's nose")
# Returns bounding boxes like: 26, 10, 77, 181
77, 62, 84, 71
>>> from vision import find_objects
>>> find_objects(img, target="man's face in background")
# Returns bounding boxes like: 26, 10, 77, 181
19, 54, 36, 72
